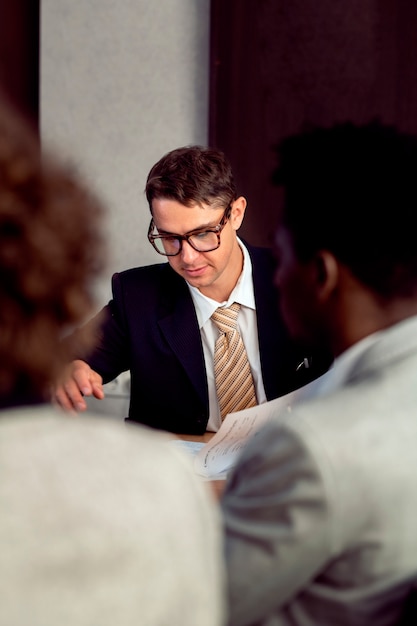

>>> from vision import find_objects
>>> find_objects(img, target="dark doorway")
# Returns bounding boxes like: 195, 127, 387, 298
209, 0, 417, 246
0, 0, 40, 131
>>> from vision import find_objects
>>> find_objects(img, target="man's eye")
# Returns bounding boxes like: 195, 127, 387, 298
194, 231, 210, 240
163, 236, 178, 243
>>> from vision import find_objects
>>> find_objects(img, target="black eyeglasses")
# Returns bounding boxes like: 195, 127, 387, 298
148, 206, 232, 256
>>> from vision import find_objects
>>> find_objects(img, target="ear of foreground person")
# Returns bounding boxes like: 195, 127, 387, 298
0, 92, 225, 626
221, 121, 417, 626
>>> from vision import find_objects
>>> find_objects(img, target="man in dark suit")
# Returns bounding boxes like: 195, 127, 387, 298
54, 146, 331, 433
221, 122, 417, 625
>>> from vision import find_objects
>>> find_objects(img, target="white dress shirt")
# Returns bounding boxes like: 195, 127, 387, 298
187, 240, 267, 431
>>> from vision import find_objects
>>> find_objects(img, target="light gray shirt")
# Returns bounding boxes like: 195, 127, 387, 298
0, 406, 225, 626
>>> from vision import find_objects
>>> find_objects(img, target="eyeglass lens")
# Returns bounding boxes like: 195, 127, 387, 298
153, 231, 220, 255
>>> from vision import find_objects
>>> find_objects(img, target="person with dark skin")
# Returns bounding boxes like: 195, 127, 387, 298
54, 146, 331, 434
221, 121, 417, 626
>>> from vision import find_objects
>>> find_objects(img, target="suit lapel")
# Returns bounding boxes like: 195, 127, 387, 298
157, 271, 208, 408
249, 244, 296, 397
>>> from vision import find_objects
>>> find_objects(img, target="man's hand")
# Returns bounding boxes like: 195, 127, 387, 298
54, 359, 105, 412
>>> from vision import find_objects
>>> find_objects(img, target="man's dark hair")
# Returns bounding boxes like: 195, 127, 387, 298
145, 145, 237, 212
273, 121, 417, 298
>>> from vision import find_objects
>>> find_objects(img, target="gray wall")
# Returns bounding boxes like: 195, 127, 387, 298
41, 1, 210, 416
41, 0, 210, 305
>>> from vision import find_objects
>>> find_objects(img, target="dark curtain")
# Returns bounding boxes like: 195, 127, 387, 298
209, 0, 417, 246
0, 0, 40, 130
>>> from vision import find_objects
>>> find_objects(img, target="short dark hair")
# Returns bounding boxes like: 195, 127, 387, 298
145, 145, 237, 212
273, 121, 417, 298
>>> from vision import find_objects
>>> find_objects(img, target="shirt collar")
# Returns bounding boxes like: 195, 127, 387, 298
314, 330, 382, 396
187, 239, 255, 329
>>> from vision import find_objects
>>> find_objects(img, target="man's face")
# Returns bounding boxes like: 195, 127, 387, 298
274, 225, 321, 345
151, 198, 245, 301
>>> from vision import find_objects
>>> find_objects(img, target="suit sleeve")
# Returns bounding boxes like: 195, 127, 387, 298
82, 273, 132, 383
221, 418, 335, 626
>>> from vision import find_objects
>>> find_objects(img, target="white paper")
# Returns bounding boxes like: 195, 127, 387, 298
193, 393, 292, 478
193, 371, 330, 479
171, 440, 205, 457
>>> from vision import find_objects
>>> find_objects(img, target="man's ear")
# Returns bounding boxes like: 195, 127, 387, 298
314, 250, 339, 302
230, 196, 246, 231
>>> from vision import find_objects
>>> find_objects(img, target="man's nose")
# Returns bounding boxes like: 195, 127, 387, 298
181, 239, 200, 262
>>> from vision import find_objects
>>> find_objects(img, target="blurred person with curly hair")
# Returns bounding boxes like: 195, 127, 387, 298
0, 99, 104, 407
0, 93, 225, 626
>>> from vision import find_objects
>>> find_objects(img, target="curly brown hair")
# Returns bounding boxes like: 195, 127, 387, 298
0, 94, 106, 406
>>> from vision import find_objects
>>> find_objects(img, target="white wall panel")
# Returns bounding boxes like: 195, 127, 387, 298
41, 0, 210, 305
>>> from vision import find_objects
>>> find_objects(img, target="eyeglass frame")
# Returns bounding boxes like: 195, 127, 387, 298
147, 204, 233, 256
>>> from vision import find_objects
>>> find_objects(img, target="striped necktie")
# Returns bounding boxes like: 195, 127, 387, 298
211, 302, 257, 419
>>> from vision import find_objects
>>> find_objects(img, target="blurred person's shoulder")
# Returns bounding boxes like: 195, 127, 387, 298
0, 404, 225, 626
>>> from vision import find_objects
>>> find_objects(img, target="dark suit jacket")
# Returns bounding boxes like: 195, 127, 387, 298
82, 244, 331, 433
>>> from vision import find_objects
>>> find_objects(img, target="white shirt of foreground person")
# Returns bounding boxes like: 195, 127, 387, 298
0, 407, 225, 626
